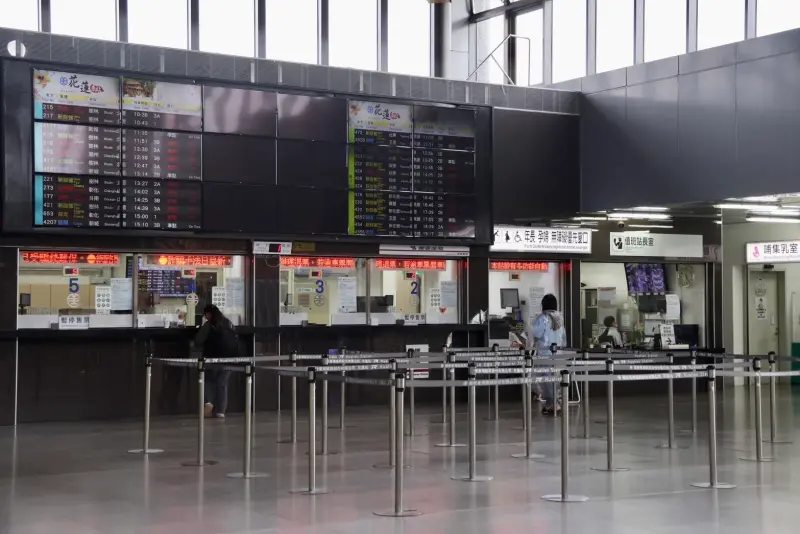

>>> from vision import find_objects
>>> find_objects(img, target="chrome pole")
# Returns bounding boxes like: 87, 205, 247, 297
339, 347, 346, 430
277, 351, 298, 444
291, 368, 329, 494
543, 371, 588, 502
691, 351, 698, 435
764, 352, 790, 443
437, 353, 465, 447
441, 345, 448, 424
228, 364, 268, 478
741, 358, 774, 462
321, 355, 329, 455
656, 353, 677, 449
182, 358, 217, 467
582, 349, 590, 439
128, 353, 164, 454
453, 363, 493, 481
375, 360, 402, 467
692, 366, 736, 489
593, 359, 627, 472
493, 345, 500, 421
513, 354, 544, 459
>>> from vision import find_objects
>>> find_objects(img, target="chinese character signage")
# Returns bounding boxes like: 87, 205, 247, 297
490, 261, 549, 271
58, 315, 91, 330
280, 257, 356, 269
22, 252, 119, 265
148, 255, 232, 267
610, 232, 703, 258
379, 244, 470, 257
375, 259, 446, 270
747, 240, 800, 263
491, 226, 592, 254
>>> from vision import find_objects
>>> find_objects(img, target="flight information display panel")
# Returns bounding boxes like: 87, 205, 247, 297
33, 123, 121, 176
33, 69, 121, 125
121, 78, 202, 131
121, 129, 202, 180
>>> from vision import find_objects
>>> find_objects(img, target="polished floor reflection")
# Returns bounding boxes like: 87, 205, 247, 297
0, 386, 798, 533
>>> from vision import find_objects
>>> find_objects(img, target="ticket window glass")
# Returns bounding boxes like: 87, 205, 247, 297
17, 251, 135, 329
279, 257, 367, 326
488, 261, 563, 348
580, 262, 706, 348
369, 258, 461, 325
136, 254, 247, 328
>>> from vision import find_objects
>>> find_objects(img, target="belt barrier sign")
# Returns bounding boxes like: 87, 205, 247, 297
406, 344, 429, 378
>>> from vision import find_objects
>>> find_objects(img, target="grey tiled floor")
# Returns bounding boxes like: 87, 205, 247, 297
1, 387, 799, 534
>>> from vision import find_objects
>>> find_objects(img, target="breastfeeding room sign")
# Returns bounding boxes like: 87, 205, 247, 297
746, 240, 800, 263
491, 226, 592, 254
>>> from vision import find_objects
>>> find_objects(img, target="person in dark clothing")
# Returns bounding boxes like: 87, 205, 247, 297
195, 304, 238, 419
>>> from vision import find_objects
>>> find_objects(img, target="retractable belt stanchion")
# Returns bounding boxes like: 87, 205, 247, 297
228, 364, 268, 479
543, 370, 588, 503
440, 345, 448, 424
692, 366, 736, 489
437, 352, 465, 447
182, 358, 217, 467
765, 351, 791, 444
128, 350, 164, 455
453, 363, 493, 482
277, 351, 298, 444
513, 354, 544, 460
691, 351, 698, 435
319, 355, 335, 456
740, 357, 774, 462
582, 350, 590, 439
291, 367, 329, 495
656, 353, 680, 449
338, 347, 346, 430
375, 373, 421, 517
593, 359, 627, 472
376, 360, 408, 467
406, 349, 419, 436
484, 344, 500, 421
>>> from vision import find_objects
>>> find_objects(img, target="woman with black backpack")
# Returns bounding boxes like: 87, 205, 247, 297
195, 304, 239, 419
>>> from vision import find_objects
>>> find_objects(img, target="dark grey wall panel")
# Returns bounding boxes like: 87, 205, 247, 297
677, 66, 737, 201
492, 109, 580, 223
579, 87, 627, 205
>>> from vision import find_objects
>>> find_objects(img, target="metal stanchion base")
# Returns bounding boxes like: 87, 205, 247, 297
541, 494, 589, 502
227, 472, 270, 479
180, 460, 219, 467
305, 451, 340, 456
127, 448, 164, 454
277, 439, 306, 444
373, 509, 422, 517
511, 453, 546, 459
739, 456, 775, 462
655, 444, 688, 450
373, 463, 411, 469
594, 420, 625, 426
290, 488, 330, 495
691, 482, 737, 489
591, 466, 629, 472
435, 443, 466, 448
763, 439, 793, 444
451, 475, 493, 482
406, 431, 428, 436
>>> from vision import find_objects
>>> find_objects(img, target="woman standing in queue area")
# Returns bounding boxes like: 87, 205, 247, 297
531, 294, 566, 416
194, 304, 240, 419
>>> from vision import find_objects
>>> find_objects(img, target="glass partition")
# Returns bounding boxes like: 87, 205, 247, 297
279, 257, 368, 326
369, 258, 461, 325
136, 254, 246, 327
17, 251, 134, 329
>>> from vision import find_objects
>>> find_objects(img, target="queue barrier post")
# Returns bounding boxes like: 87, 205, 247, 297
128, 352, 164, 455
740, 357, 774, 462
543, 370, 588, 503
582, 349, 590, 439
691, 351, 698, 435
453, 363, 493, 482
339, 347, 346, 430
320, 355, 334, 456
592, 359, 628, 472
512, 355, 544, 460
277, 351, 298, 444
764, 351, 792, 444
437, 352, 465, 447
291, 367, 329, 495
228, 364, 269, 479
692, 366, 736, 489
375, 373, 421, 517
376, 360, 409, 467
181, 358, 218, 467
656, 353, 681, 449
440, 344, 448, 424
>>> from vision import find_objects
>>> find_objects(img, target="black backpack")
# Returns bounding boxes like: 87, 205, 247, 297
209, 321, 240, 358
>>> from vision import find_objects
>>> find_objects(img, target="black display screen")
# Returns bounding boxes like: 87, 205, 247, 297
202, 183, 278, 233
277, 140, 347, 189
34, 123, 121, 176
203, 86, 277, 137
412, 148, 474, 194
413, 106, 476, 151
121, 78, 202, 131
277, 94, 347, 143
203, 134, 276, 185
121, 129, 202, 180
278, 187, 348, 235
122, 179, 202, 230
349, 145, 413, 192
33, 175, 122, 228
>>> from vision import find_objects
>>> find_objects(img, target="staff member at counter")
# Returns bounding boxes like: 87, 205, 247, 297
598, 316, 623, 348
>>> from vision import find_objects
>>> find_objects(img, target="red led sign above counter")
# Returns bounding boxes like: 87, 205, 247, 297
149, 255, 232, 267
280, 257, 356, 269
22, 252, 119, 265
375, 259, 446, 270
490, 261, 549, 271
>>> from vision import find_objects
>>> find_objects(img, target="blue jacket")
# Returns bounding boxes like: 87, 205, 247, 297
531, 311, 566, 355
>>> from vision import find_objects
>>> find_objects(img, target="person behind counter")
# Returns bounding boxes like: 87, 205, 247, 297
531, 293, 566, 416
195, 304, 240, 419
598, 315, 623, 348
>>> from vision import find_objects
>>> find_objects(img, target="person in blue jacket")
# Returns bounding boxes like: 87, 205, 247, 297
531, 293, 566, 416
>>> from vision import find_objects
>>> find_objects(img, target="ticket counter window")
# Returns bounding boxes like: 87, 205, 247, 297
17, 251, 135, 329
136, 254, 247, 327
369, 258, 461, 325
488, 261, 564, 347
279, 257, 367, 326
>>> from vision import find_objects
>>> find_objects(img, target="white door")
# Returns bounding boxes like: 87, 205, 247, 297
748, 271, 780, 355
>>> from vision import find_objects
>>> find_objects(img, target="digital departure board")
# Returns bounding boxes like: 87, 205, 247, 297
349, 190, 414, 237
121, 129, 202, 180
349, 145, 413, 192
122, 179, 201, 230
138, 268, 195, 297
121, 78, 202, 131
412, 148, 474, 194
34, 123, 121, 176
33, 69, 121, 126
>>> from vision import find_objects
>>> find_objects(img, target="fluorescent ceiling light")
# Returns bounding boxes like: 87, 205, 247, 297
714, 220, 722, 225
607, 212, 671, 220
715, 203, 779, 211
628, 206, 669, 211
739, 195, 780, 203
572, 216, 607, 221
628, 224, 673, 229
746, 216, 800, 224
